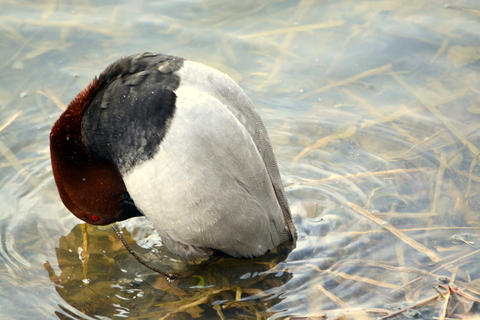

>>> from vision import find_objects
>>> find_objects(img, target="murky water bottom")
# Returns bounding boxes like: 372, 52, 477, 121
2, 0, 480, 319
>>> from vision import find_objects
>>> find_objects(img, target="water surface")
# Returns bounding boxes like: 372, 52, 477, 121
2, 0, 480, 319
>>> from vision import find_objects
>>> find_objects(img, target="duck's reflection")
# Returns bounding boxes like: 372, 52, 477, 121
44, 222, 293, 319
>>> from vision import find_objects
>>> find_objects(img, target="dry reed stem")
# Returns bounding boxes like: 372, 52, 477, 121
291, 126, 357, 170
391, 129, 446, 160
37, 88, 67, 110
431, 153, 447, 215
323, 13, 376, 77
285, 307, 390, 319
263, 33, 295, 88
451, 284, 480, 303
0, 111, 22, 132
23, 41, 72, 61
81, 223, 90, 284
0, 21, 24, 40
395, 242, 411, 297
347, 202, 442, 263
432, 249, 480, 274
335, 226, 476, 238
158, 287, 229, 319
235, 286, 242, 301
0, 112, 56, 195
392, 248, 480, 298
239, 21, 343, 39
256, 0, 314, 90
213, 304, 225, 320
352, 260, 442, 279
22, 19, 119, 37
0, 155, 50, 168
0, 33, 37, 73
317, 284, 350, 308
446, 5, 480, 16
438, 266, 458, 320
297, 167, 430, 185
466, 153, 478, 196
301, 64, 393, 99
0, 141, 39, 187
375, 212, 437, 218
379, 293, 441, 320
341, 88, 422, 142
429, 39, 449, 65
307, 264, 400, 289
392, 73, 478, 156
452, 167, 480, 183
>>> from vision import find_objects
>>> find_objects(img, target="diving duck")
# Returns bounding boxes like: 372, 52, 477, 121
50, 52, 296, 261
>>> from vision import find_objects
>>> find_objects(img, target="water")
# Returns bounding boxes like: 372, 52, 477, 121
2, 0, 480, 319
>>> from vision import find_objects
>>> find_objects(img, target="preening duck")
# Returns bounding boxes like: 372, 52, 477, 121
50, 52, 296, 261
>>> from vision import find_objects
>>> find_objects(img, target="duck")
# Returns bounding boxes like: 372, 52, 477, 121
50, 52, 296, 261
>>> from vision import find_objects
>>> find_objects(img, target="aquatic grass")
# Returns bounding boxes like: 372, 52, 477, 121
2, 0, 480, 319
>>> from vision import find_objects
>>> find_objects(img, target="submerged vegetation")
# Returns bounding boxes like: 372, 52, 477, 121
1, 0, 480, 319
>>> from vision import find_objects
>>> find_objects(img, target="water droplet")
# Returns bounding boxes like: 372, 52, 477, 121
240, 272, 251, 280
77, 247, 83, 261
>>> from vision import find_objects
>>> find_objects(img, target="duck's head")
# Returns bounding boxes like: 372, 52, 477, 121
50, 77, 143, 225
51, 53, 182, 225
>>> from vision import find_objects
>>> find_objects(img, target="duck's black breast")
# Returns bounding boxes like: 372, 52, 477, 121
82, 53, 184, 174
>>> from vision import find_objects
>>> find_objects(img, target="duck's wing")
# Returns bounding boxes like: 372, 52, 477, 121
82, 52, 184, 174
177, 61, 296, 240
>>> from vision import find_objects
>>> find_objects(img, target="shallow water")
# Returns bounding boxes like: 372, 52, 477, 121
2, 0, 480, 319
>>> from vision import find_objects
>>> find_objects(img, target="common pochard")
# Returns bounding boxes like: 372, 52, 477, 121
50, 52, 296, 261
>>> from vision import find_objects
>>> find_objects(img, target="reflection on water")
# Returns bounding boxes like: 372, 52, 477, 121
2, 0, 480, 319
44, 223, 293, 319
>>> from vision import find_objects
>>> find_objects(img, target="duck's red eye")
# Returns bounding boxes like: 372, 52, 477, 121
90, 215, 100, 221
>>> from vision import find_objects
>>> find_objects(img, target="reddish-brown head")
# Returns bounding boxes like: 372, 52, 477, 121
50, 78, 141, 225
